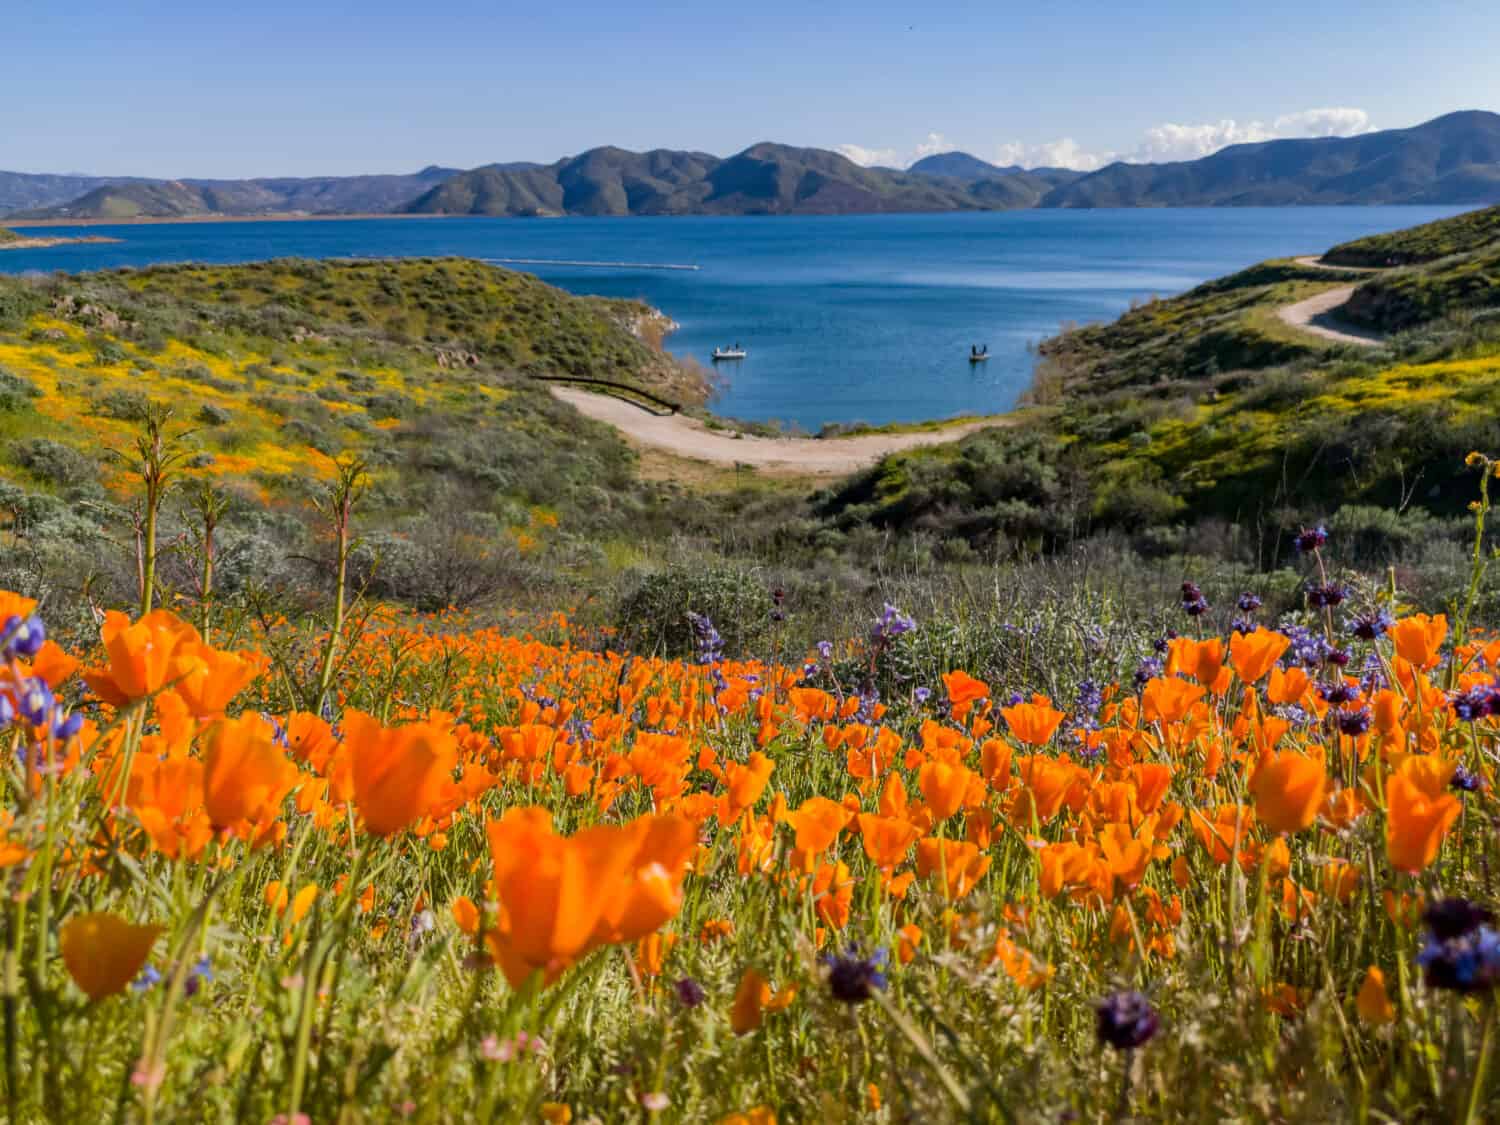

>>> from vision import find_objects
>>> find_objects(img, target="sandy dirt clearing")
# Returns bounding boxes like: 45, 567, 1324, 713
551, 386, 1007, 476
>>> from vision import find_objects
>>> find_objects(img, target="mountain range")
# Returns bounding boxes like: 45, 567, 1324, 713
7, 110, 1500, 221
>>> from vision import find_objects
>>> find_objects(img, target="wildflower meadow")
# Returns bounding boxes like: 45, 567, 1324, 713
6, 435, 1500, 1123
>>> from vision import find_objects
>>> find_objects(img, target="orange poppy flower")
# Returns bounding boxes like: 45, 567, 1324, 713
593, 814, 697, 945
169, 643, 262, 719
1000, 699, 1065, 746
1386, 769, 1460, 873
82, 609, 197, 707
730, 967, 795, 1035
979, 738, 1014, 791
1140, 676, 1206, 724
1229, 630, 1290, 685
1390, 613, 1446, 670
59, 912, 162, 1001
917, 759, 975, 822
784, 796, 850, 855
1191, 804, 1255, 866
1251, 750, 1328, 834
942, 670, 989, 718
1098, 823, 1151, 889
856, 812, 920, 870
1010, 755, 1075, 824
811, 860, 853, 929
483, 808, 654, 987
201, 713, 299, 830
915, 838, 991, 900
720, 752, 774, 822
342, 711, 458, 837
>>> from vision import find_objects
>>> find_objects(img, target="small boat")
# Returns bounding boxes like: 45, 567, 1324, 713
968, 346, 991, 363
712, 345, 747, 361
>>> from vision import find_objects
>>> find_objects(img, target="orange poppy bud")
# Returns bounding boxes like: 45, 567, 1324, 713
731, 967, 770, 1035
451, 895, 480, 936
59, 912, 162, 1001
1251, 750, 1327, 834
1356, 966, 1395, 1025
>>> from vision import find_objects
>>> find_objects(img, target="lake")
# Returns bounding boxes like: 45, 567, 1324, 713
0, 207, 1468, 427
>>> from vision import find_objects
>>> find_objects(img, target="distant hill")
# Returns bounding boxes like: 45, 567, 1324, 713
1041, 110, 1500, 207
407, 143, 993, 216
10, 167, 460, 220
909, 152, 1081, 188
0, 170, 150, 215
11, 111, 1500, 220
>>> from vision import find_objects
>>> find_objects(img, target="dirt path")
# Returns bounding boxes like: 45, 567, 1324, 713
1292, 255, 1378, 273
1277, 285, 1385, 347
551, 386, 1006, 475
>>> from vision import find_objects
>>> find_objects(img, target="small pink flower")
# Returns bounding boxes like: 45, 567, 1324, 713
130, 1061, 166, 1091
641, 1092, 669, 1112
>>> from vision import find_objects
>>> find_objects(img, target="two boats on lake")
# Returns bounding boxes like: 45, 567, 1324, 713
715, 342, 991, 364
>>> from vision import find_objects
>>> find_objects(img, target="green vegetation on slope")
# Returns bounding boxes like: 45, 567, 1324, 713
1342, 241, 1500, 332
1325, 203, 1500, 266
0, 258, 732, 615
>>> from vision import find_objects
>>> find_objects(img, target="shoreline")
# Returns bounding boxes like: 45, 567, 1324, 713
0, 233, 122, 249
3, 202, 1472, 231
2, 212, 463, 230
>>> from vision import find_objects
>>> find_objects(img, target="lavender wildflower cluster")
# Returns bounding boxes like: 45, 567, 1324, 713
869, 603, 915, 646
1180, 582, 1209, 618
685, 612, 724, 666
822, 946, 889, 1004
0, 610, 81, 751
1417, 899, 1500, 994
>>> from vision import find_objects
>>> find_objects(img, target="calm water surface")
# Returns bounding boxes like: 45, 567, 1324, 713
0, 208, 1467, 427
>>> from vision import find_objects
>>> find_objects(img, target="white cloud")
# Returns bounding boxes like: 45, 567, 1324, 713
1129, 107, 1374, 162
835, 143, 901, 167
910, 132, 954, 160
840, 107, 1375, 174
994, 138, 1115, 172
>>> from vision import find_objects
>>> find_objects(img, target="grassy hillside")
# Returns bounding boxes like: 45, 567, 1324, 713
1325, 203, 1500, 265
0, 258, 726, 613
1342, 242, 1500, 332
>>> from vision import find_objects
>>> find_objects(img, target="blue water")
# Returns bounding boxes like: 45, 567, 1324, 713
0, 207, 1468, 427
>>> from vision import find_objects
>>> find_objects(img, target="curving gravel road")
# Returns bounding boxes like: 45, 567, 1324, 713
551, 386, 1005, 476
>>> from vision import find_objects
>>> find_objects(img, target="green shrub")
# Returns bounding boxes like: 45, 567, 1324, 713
616, 561, 773, 659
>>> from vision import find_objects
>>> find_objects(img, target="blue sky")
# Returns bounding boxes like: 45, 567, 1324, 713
4, 0, 1496, 177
